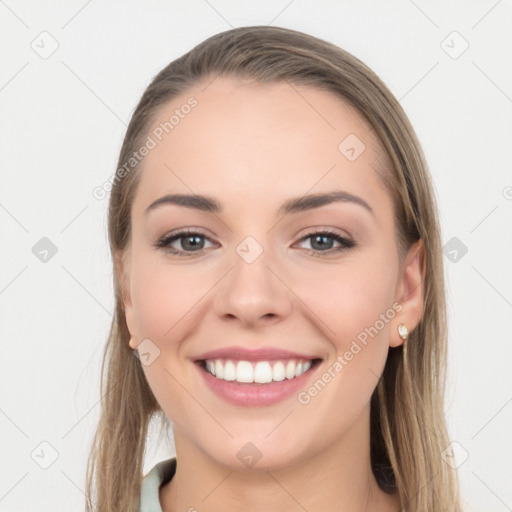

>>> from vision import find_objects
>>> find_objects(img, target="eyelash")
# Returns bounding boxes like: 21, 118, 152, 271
154, 228, 356, 257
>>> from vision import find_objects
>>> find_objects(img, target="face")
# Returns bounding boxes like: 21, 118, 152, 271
119, 77, 419, 470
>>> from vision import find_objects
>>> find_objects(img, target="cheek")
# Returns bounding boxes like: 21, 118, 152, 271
130, 254, 203, 341
297, 258, 397, 346
291, 262, 397, 440
129, 255, 203, 422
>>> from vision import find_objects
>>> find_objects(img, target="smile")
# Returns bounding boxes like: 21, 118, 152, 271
201, 358, 318, 384
194, 356, 323, 407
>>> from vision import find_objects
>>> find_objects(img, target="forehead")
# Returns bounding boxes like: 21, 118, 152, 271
132, 77, 391, 219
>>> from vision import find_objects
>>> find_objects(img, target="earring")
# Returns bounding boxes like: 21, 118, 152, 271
398, 323, 409, 342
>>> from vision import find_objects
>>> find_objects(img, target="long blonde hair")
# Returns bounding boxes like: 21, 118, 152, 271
85, 25, 462, 511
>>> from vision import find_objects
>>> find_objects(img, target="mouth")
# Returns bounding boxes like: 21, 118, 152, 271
195, 357, 323, 384
192, 346, 324, 406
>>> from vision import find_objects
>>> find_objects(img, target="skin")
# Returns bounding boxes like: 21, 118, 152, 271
118, 76, 425, 511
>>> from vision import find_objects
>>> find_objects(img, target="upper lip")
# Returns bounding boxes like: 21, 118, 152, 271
193, 346, 322, 362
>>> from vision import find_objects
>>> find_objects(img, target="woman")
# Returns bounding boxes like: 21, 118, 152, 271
86, 25, 462, 511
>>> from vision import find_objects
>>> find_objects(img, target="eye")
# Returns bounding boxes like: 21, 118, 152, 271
297, 229, 355, 255
155, 229, 216, 256
155, 228, 355, 257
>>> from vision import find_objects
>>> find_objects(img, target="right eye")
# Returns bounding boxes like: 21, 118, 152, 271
155, 229, 217, 256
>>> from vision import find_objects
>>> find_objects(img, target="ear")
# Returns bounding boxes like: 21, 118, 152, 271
391, 239, 426, 348
115, 248, 138, 350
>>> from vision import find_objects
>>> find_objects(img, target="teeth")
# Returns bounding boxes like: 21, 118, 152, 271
272, 361, 285, 381
236, 361, 253, 383
215, 360, 223, 379
254, 361, 273, 383
224, 360, 236, 381
203, 358, 315, 383
206, 360, 215, 376
285, 360, 296, 379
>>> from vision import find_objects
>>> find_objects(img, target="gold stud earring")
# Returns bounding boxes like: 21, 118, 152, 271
398, 323, 409, 342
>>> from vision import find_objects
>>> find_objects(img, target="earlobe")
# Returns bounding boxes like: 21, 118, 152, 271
391, 239, 426, 347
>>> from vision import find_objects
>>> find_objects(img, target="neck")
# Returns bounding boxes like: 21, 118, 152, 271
159, 406, 400, 512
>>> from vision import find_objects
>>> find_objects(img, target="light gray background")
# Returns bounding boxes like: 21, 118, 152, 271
1, 1, 511, 511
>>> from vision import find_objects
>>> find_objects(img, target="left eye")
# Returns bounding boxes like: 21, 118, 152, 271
297, 231, 355, 253
155, 229, 355, 256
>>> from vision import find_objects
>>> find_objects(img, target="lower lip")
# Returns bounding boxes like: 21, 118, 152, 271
195, 360, 321, 407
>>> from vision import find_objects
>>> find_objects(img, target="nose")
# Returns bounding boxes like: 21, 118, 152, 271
213, 249, 293, 329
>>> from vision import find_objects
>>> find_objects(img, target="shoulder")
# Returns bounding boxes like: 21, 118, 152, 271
139, 457, 177, 512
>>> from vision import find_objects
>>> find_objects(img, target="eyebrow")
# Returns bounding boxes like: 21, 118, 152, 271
145, 190, 374, 217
